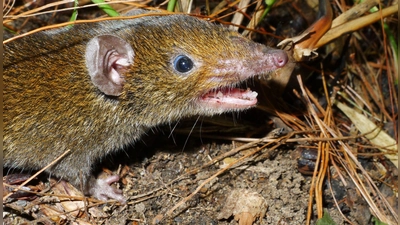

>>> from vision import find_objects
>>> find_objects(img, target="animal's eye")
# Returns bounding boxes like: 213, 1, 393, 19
173, 55, 194, 73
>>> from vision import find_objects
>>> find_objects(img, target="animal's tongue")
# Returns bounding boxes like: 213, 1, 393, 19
199, 88, 258, 109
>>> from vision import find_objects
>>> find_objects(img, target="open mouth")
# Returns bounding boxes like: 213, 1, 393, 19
199, 87, 258, 110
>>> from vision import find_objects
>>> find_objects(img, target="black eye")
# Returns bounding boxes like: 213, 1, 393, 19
173, 55, 194, 73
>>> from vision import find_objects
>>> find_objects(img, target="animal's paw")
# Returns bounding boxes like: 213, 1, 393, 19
89, 175, 126, 204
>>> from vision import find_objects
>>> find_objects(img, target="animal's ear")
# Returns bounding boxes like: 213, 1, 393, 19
85, 35, 134, 96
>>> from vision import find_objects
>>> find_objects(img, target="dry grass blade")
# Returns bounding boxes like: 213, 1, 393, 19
3, 0, 16, 17
335, 101, 397, 168
316, 4, 398, 48
3, 150, 71, 202
296, 74, 397, 224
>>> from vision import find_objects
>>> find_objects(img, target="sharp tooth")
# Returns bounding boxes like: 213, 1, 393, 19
243, 91, 258, 99
216, 91, 224, 99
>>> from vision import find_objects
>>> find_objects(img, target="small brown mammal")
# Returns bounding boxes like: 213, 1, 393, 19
3, 10, 288, 203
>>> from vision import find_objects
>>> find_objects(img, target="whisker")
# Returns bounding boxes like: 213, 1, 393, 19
181, 116, 201, 152
198, 116, 205, 145
168, 118, 182, 145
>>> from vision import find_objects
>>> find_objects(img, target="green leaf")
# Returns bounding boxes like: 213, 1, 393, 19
260, 0, 276, 22
92, 0, 119, 17
372, 217, 388, 225
167, 0, 177, 12
316, 209, 336, 225
67, 0, 79, 27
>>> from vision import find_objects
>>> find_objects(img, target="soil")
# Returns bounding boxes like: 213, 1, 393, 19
3, 117, 397, 224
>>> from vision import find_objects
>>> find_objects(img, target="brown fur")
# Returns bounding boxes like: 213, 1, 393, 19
4, 11, 287, 198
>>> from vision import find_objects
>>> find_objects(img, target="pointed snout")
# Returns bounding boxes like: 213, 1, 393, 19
270, 49, 288, 68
